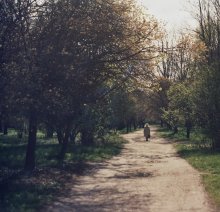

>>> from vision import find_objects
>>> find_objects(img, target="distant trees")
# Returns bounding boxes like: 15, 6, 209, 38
146, 34, 196, 128
163, 83, 193, 137
154, 0, 220, 145
161, 34, 205, 135
109, 88, 148, 132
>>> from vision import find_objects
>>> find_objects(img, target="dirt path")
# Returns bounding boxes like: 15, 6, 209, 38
46, 126, 215, 212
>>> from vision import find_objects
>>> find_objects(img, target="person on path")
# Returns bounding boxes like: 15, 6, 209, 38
144, 123, 150, 141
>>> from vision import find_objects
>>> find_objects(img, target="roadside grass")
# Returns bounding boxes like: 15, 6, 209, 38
158, 127, 220, 207
0, 130, 126, 211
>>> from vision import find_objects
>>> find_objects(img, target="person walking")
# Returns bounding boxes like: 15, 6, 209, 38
144, 123, 150, 141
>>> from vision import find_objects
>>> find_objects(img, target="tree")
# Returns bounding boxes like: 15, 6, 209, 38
166, 83, 194, 138
1, 0, 48, 170
109, 89, 136, 132
32, 0, 160, 160
0, 0, 18, 135
147, 77, 172, 127
191, 0, 220, 148
192, 65, 220, 147
154, 27, 206, 130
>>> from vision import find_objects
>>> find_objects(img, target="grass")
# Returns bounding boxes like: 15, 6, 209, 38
1, 179, 60, 212
158, 126, 220, 207
0, 129, 126, 211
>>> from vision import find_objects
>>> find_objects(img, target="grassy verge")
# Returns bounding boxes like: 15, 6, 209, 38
158, 127, 220, 207
0, 130, 126, 211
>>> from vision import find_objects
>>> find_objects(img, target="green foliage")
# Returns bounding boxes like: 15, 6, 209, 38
161, 82, 194, 138
162, 109, 180, 129
164, 83, 193, 126
148, 77, 171, 121
110, 89, 135, 129
168, 83, 193, 114
193, 65, 220, 133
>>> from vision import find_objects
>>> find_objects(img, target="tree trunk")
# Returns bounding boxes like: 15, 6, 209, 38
24, 111, 37, 171
2, 108, 8, 134
59, 135, 69, 161
46, 124, 53, 138
59, 125, 71, 160
186, 127, 190, 139
56, 129, 63, 145
81, 129, 94, 146
0, 118, 2, 132
69, 131, 77, 144
134, 121, 137, 130
185, 120, 192, 139
213, 129, 220, 150
17, 131, 23, 139
166, 123, 172, 130
160, 120, 164, 127
173, 126, 178, 134
3, 122, 8, 135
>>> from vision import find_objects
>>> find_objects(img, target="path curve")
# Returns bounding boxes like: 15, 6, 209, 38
46, 126, 215, 212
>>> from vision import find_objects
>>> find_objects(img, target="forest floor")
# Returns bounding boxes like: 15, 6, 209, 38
44, 126, 216, 212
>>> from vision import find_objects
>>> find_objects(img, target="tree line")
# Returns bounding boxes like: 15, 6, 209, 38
147, 0, 220, 149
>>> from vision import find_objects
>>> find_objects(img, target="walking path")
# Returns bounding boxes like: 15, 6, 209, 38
46, 126, 215, 212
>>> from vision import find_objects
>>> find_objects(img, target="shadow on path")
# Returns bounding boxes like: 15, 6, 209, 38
44, 126, 215, 212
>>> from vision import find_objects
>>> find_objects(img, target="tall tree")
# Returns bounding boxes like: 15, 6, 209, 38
32, 0, 160, 160
192, 0, 220, 148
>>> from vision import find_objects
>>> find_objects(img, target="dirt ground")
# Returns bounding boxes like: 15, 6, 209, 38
45, 126, 216, 212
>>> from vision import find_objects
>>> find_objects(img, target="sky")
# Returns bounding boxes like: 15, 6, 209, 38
137, 0, 198, 34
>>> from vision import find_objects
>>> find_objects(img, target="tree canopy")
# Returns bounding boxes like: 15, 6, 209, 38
0, 0, 161, 170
